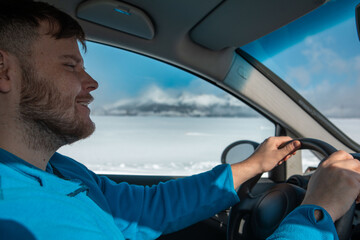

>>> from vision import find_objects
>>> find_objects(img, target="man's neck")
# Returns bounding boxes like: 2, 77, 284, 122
1, 144, 54, 170
0, 119, 58, 170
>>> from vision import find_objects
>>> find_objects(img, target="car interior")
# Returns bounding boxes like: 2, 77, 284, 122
36, 0, 360, 239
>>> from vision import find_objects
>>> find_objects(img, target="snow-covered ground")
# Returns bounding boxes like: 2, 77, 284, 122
58, 116, 360, 176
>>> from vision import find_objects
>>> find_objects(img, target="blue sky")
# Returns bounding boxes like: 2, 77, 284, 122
83, 42, 200, 106
266, 24, 359, 118
242, 0, 360, 118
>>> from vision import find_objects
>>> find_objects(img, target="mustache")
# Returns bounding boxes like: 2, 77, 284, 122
76, 94, 94, 104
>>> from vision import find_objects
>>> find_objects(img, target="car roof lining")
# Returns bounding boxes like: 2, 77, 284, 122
46, 0, 233, 82
43, 0, 327, 83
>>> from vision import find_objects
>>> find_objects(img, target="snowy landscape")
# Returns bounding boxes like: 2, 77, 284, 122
58, 91, 360, 176
92, 86, 260, 118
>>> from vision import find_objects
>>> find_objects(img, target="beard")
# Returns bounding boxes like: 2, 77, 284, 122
18, 61, 95, 152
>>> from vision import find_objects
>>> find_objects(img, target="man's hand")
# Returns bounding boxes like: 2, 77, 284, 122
231, 136, 300, 189
301, 150, 360, 222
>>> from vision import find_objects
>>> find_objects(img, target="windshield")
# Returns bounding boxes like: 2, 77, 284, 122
241, 0, 360, 144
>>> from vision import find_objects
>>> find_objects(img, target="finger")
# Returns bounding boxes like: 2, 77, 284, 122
269, 136, 293, 147
332, 150, 354, 160
280, 152, 297, 163
279, 140, 301, 157
323, 150, 354, 165
331, 159, 360, 173
277, 159, 285, 166
356, 195, 360, 204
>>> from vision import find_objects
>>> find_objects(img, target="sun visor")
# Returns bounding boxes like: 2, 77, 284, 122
77, 0, 154, 40
190, 0, 327, 50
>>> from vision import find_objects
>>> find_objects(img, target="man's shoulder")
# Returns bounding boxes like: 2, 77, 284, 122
50, 152, 98, 180
51, 152, 88, 170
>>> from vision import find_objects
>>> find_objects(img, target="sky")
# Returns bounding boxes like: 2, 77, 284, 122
82, 42, 203, 107
259, 18, 360, 118
241, 0, 360, 118
81, 0, 360, 119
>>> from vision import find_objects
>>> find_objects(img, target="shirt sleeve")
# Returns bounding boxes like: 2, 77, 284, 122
267, 205, 339, 240
96, 164, 240, 240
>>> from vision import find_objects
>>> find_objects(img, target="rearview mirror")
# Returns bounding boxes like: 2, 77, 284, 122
221, 140, 259, 165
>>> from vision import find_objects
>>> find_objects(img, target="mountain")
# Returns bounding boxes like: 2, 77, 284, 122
93, 86, 259, 117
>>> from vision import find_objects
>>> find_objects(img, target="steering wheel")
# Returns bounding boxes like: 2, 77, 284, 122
227, 138, 358, 240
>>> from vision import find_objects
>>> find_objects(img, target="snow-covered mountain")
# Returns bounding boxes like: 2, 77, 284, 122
93, 86, 259, 117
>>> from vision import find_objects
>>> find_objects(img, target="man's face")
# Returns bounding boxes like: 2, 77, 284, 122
18, 23, 98, 147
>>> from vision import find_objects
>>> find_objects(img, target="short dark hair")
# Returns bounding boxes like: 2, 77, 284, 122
0, 0, 86, 60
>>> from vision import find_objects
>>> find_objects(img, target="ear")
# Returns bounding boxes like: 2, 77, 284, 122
0, 50, 12, 93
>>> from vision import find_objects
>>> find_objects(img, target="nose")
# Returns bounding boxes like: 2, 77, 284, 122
82, 71, 98, 92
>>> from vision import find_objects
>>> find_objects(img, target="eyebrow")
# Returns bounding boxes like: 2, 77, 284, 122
59, 54, 85, 69
59, 54, 83, 64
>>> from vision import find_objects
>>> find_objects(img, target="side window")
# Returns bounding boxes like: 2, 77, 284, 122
58, 42, 275, 175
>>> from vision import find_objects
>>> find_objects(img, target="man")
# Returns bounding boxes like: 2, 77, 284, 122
0, 1, 359, 239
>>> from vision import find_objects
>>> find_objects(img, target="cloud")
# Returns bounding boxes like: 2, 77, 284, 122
93, 84, 256, 117
302, 36, 349, 74
282, 34, 360, 118
299, 80, 360, 117
287, 66, 311, 87
353, 56, 360, 71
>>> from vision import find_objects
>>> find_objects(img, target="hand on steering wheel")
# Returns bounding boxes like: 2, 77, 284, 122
227, 138, 358, 240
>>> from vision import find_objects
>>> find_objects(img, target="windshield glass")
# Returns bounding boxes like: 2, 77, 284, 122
241, 0, 360, 144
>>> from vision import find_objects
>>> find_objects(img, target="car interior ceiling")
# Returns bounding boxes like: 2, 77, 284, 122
45, 0, 327, 82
